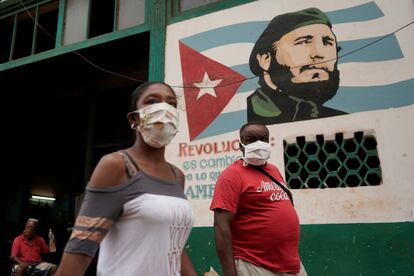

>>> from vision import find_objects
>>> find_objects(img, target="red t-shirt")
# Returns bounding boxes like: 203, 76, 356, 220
11, 234, 49, 263
210, 160, 300, 273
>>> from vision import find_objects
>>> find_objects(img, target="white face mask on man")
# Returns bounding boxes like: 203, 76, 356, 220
240, 140, 271, 166
133, 102, 179, 148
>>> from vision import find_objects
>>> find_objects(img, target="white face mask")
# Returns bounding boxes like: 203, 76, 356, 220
134, 102, 179, 148
241, 140, 271, 166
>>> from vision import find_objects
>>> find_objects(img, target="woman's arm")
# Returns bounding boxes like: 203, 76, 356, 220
56, 153, 127, 276
55, 253, 93, 276
181, 249, 197, 276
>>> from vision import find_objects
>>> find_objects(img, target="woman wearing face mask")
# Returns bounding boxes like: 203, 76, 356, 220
56, 81, 197, 276
210, 122, 306, 276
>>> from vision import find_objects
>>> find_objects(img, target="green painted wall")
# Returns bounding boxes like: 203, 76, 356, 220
186, 222, 414, 275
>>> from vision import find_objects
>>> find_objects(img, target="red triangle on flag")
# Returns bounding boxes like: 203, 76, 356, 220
179, 41, 246, 141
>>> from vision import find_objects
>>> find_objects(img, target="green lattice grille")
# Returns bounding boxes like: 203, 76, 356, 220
283, 131, 382, 189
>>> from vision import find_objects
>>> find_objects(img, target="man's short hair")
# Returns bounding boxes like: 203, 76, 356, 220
239, 122, 268, 138
249, 7, 332, 76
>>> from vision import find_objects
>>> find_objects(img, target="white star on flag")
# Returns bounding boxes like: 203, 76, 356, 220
194, 72, 222, 99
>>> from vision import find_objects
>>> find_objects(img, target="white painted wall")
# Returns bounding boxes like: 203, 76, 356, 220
165, 0, 414, 227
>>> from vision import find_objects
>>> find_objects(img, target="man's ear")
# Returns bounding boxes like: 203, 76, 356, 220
239, 142, 245, 154
256, 52, 271, 71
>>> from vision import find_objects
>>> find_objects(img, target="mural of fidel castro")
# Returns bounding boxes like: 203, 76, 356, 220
247, 8, 347, 124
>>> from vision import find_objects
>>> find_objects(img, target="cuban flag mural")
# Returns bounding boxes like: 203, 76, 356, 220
170, 0, 414, 141
165, 1, 413, 274
179, 42, 246, 140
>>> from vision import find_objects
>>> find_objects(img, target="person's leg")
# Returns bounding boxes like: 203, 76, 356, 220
236, 259, 307, 276
31, 262, 57, 276
297, 261, 307, 276
235, 259, 285, 276
12, 265, 26, 276
280, 261, 307, 276
48, 264, 57, 276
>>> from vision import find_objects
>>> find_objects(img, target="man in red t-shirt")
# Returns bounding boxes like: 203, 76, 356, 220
210, 122, 307, 276
11, 218, 57, 276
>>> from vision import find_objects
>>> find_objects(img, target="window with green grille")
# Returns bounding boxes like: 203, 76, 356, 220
283, 131, 382, 189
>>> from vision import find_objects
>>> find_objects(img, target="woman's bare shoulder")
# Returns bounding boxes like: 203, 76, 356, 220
88, 152, 128, 188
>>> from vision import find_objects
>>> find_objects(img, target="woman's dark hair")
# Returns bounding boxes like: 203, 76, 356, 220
129, 81, 175, 112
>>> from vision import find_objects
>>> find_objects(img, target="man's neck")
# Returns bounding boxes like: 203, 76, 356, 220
23, 232, 36, 240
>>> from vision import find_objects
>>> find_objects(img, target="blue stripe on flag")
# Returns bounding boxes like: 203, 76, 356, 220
235, 77, 257, 94
338, 34, 403, 63
326, 1, 383, 24
195, 110, 246, 140
195, 78, 414, 140
180, 21, 266, 52
230, 64, 257, 93
181, 2, 384, 53
325, 78, 414, 112
231, 64, 251, 77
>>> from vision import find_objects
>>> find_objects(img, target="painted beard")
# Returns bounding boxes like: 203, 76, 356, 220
267, 56, 340, 105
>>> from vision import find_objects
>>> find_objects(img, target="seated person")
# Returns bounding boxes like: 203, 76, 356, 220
11, 218, 57, 276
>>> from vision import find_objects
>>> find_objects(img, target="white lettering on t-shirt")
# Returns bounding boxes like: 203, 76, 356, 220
270, 191, 289, 201
256, 180, 289, 202
168, 204, 192, 275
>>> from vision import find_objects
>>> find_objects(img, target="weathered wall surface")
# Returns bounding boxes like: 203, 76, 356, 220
165, 1, 414, 274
